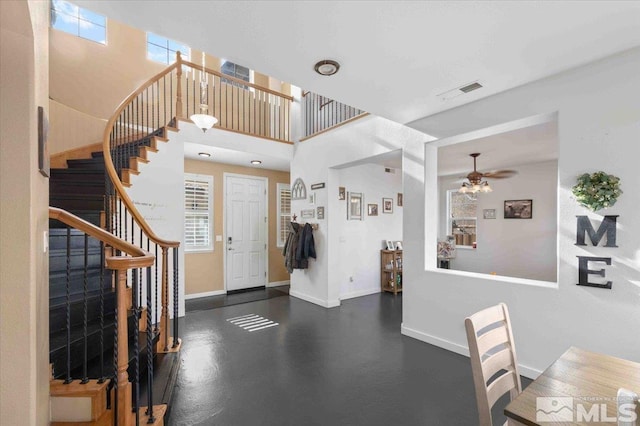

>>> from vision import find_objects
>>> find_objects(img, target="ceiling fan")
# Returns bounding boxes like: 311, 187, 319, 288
458, 153, 517, 194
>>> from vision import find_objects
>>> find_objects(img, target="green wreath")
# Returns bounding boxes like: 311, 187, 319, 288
571, 171, 622, 212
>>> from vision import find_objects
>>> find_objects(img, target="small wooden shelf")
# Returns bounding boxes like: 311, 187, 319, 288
380, 249, 402, 295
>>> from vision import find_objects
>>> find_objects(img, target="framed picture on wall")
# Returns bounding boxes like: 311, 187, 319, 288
483, 209, 496, 219
338, 186, 346, 200
347, 192, 363, 220
397, 193, 403, 207
504, 199, 533, 219
382, 198, 393, 214
368, 204, 378, 216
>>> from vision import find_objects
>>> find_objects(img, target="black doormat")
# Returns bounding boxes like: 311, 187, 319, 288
186, 285, 290, 313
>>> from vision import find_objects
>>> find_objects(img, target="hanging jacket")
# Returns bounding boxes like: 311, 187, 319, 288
295, 223, 316, 269
283, 222, 300, 273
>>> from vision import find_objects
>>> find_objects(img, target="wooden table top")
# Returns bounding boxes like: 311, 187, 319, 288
505, 347, 640, 426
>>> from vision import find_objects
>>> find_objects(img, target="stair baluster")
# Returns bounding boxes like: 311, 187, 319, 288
64, 226, 72, 384
98, 240, 105, 383
145, 266, 155, 423
81, 233, 89, 384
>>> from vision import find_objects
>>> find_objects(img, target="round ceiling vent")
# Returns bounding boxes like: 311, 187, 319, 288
314, 60, 340, 76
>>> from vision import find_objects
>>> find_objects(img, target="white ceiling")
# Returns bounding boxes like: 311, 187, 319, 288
184, 142, 290, 172
333, 149, 403, 170
77, 1, 640, 126
438, 120, 558, 177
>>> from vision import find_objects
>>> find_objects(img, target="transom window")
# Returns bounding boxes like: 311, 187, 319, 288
447, 189, 477, 247
147, 32, 190, 65
51, 0, 106, 45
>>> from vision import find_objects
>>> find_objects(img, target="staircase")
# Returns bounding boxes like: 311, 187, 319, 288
48, 129, 179, 425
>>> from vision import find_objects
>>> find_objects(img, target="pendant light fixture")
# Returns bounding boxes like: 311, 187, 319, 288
190, 52, 218, 132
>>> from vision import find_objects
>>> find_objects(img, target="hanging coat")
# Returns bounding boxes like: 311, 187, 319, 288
295, 223, 316, 269
282, 222, 301, 273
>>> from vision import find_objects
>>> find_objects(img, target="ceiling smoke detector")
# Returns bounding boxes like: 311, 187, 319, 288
314, 60, 340, 76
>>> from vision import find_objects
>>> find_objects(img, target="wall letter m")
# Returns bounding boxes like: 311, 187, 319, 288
576, 215, 618, 247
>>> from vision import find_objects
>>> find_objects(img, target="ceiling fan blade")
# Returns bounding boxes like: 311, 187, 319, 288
482, 170, 518, 179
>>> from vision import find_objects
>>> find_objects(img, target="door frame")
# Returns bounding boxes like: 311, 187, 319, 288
222, 172, 269, 293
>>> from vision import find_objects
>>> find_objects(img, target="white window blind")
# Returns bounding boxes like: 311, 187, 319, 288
277, 183, 291, 247
185, 174, 213, 252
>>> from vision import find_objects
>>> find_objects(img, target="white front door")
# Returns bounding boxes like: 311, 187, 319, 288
225, 174, 267, 292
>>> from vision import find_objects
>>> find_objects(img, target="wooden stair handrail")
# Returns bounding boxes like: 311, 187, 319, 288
102, 64, 180, 249
181, 59, 294, 101
49, 207, 155, 269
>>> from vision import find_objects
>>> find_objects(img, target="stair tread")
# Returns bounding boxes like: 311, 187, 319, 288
49, 288, 115, 310
49, 317, 116, 353
79, 329, 160, 379
50, 378, 109, 397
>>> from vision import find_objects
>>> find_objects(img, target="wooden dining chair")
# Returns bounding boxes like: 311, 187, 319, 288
465, 303, 522, 426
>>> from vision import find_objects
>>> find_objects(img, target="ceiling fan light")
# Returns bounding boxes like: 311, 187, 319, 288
480, 182, 492, 193
459, 185, 469, 194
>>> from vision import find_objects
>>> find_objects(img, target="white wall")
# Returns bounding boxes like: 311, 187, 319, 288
290, 116, 431, 308
125, 130, 186, 317
403, 47, 640, 377
439, 160, 557, 282
335, 163, 403, 300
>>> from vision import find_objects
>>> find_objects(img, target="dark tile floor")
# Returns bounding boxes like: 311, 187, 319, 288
168, 293, 529, 426
185, 285, 290, 312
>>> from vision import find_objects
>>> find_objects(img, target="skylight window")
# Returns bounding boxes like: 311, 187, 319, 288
51, 0, 106, 45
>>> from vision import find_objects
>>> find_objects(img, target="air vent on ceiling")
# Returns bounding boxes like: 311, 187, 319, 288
438, 80, 484, 101
459, 82, 483, 93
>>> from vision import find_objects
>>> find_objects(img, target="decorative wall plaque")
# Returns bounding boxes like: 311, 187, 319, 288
291, 178, 307, 200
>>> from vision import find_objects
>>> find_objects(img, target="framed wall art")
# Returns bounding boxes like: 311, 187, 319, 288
483, 209, 496, 219
338, 186, 346, 200
368, 204, 378, 216
347, 192, 363, 220
504, 199, 533, 219
382, 198, 393, 214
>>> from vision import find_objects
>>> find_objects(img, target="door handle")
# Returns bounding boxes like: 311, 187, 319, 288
228, 236, 233, 250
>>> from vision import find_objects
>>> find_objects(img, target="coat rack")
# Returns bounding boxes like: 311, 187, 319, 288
292, 214, 319, 230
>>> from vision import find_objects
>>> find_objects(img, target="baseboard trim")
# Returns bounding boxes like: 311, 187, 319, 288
267, 280, 290, 288
184, 290, 225, 300
401, 324, 541, 379
340, 287, 380, 301
290, 289, 340, 308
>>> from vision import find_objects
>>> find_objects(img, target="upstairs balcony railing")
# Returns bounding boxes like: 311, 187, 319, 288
181, 55, 293, 143
301, 91, 367, 140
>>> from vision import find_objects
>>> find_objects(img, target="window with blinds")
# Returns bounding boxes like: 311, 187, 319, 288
185, 174, 213, 252
277, 183, 291, 247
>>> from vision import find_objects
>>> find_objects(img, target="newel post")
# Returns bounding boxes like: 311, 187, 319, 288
115, 269, 133, 426
176, 51, 183, 119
